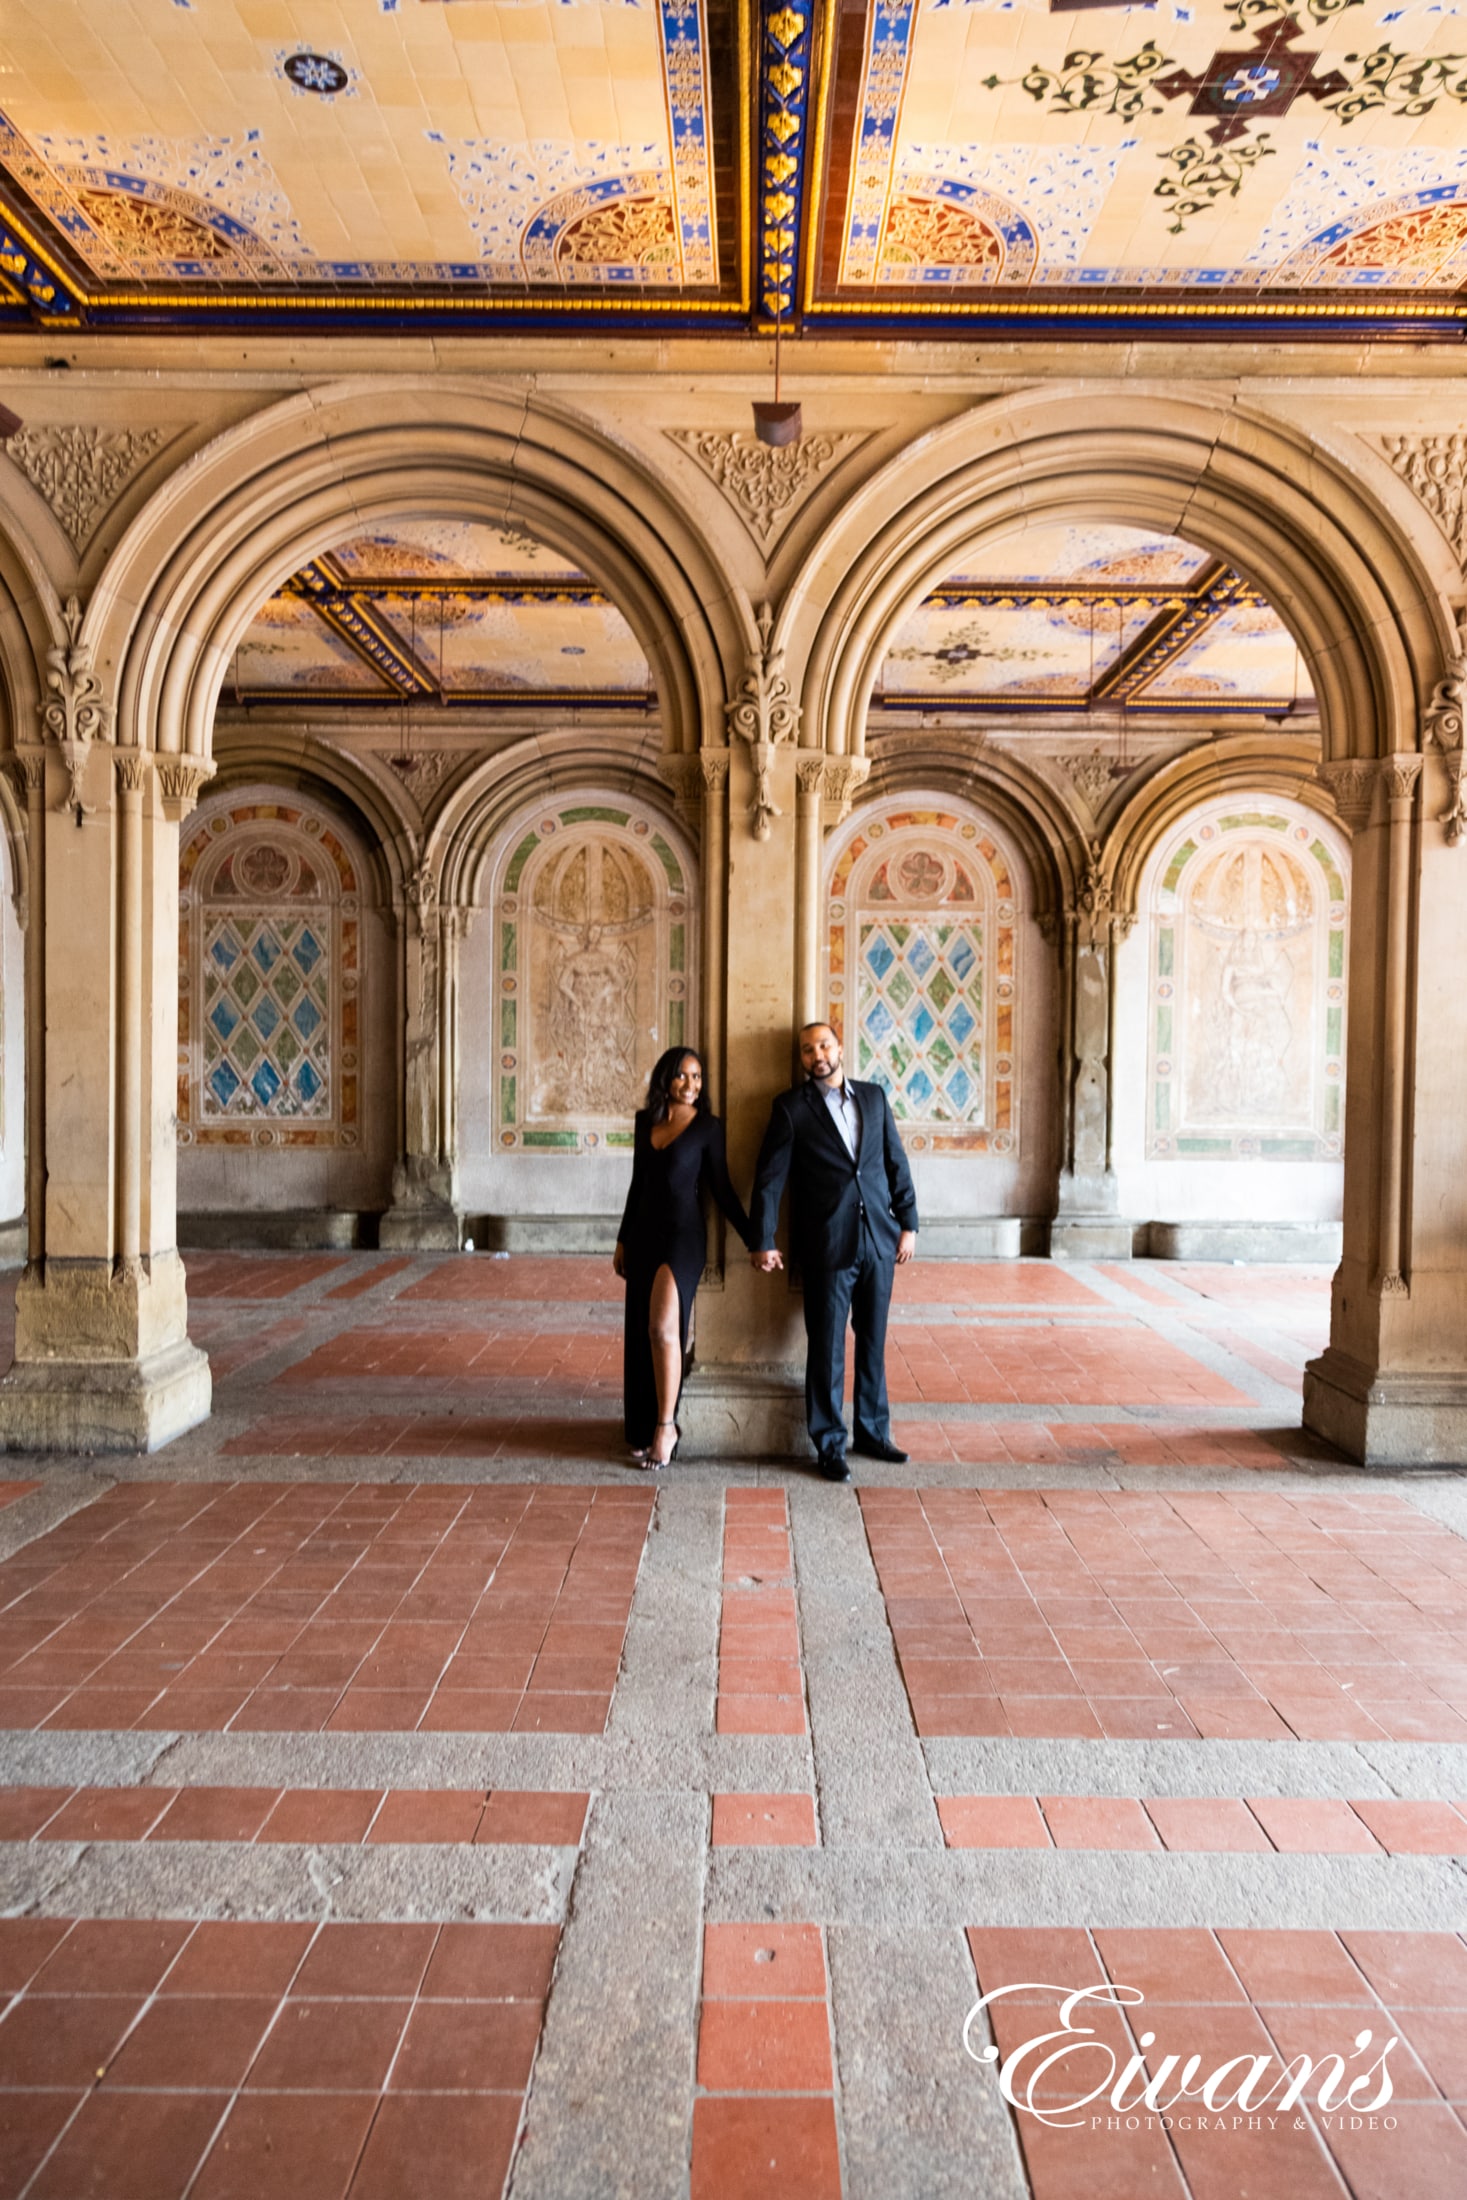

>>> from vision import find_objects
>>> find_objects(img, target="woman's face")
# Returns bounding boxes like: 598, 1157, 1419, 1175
669, 1055, 702, 1106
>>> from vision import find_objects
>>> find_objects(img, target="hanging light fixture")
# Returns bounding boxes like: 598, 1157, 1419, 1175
752, 303, 801, 447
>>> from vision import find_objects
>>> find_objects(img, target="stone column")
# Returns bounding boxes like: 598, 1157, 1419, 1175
0, 602, 213, 1450
379, 859, 463, 1250
1048, 840, 1133, 1259
677, 609, 809, 1457
1303, 742, 1467, 1463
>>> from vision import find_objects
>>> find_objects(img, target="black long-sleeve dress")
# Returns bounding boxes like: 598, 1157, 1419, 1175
617, 1109, 753, 1449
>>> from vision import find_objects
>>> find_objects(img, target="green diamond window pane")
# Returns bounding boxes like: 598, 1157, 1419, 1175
927, 969, 955, 1012
854, 910, 986, 1129
233, 1028, 260, 1070
274, 962, 301, 1006
927, 1035, 955, 1074
886, 968, 914, 1011
232, 966, 259, 1006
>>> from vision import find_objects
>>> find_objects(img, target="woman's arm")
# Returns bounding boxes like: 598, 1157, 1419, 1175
702, 1116, 755, 1249
614, 1111, 649, 1273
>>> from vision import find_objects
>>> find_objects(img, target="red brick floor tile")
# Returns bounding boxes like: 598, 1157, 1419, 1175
191, 2092, 378, 2200
158, 1921, 315, 1998
32, 1918, 192, 1996
0, 1787, 71, 1840
1094, 1927, 1247, 2004
0, 1995, 143, 2087
148, 1787, 283, 1842
420, 1924, 558, 2003
690, 2099, 841, 2200
1320, 2100, 1467, 2200
1348, 1799, 1467, 1854
1246, 1797, 1384, 1853
1007, 2105, 1190, 2200
347, 2093, 523, 2200
0, 1919, 73, 1994
1040, 1796, 1161, 1850
475, 1790, 589, 1846
257, 1790, 385, 1845
0, 2092, 80, 2200
1220, 1930, 1374, 2006
389, 1999, 543, 2092
40, 1788, 175, 1842
966, 1927, 1106, 2004
1144, 1796, 1273, 1851
102, 1994, 279, 2089
938, 1796, 1052, 1849
365, 1791, 486, 1844
293, 1924, 438, 2001
710, 1794, 818, 1848
1258, 2000, 1436, 2102
701, 1926, 828, 2001
716, 1695, 808, 1737
246, 1998, 411, 2092
510, 1691, 610, 1734
1340, 1930, 1467, 2007
1393, 2005, 1467, 2101
27, 2091, 225, 2200
697, 1999, 833, 2091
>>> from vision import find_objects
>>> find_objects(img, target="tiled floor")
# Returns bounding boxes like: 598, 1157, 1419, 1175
2, 1250, 1464, 2200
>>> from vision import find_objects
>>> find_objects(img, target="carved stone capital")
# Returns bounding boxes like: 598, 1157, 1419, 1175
1066, 836, 1127, 946
724, 603, 801, 842
1382, 751, 1423, 810
699, 745, 732, 793
1316, 759, 1378, 831
113, 748, 147, 798
6, 751, 45, 802
41, 595, 112, 817
156, 755, 215, 822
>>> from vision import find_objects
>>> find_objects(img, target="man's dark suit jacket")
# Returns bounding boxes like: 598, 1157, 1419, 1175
749, 1078, 919, 1271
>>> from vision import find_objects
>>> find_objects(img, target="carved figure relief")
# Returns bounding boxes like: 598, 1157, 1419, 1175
826, 804, 1019, 1156
1147, 802, 1348, 1160
492, 800, 695, 1154
179, 797, 361, 1149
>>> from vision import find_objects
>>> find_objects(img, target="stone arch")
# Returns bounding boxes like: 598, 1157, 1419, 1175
1108, 736, 1342, 920
206, 728, 417, 915
786, 387, 1448, 770
861, 734, 1086, 932
84, 379, 748, 767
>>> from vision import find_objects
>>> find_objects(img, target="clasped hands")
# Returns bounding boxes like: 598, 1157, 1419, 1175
750, 1229, 915, 1273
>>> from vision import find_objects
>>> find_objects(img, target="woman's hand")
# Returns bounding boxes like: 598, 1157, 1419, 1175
612, 1241, 626, 1279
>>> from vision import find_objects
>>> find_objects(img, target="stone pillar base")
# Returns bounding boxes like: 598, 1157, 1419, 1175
1048, 1218, 1134, 1260
676, 1363, 811, 1462
377, 1202, 463, 1252
1303, 1349, 1467, 1467
0, 1339, 213, 1455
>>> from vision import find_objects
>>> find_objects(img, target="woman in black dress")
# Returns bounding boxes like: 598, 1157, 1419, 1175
614, 1047, 753, 1469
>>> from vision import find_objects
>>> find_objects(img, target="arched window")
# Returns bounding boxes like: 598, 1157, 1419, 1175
827, 804, 1018, 1157
178, 797, 360, 1149
491, 798, 694, 1154
1146, 802, 1348, 1160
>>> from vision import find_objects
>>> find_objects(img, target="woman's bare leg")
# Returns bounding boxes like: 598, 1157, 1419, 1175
648, 1264, 682, 1465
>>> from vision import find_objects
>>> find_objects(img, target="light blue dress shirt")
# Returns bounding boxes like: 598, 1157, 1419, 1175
819, 1075, 860, 1159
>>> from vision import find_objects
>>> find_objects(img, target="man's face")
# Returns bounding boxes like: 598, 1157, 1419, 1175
800, 1025, 843, 1082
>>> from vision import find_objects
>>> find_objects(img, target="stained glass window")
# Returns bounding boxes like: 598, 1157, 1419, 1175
827, 805, 1018, 1157
179, 799, 360, 1150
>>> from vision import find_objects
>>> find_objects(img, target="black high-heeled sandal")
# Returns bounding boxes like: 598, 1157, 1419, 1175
648, 1419, 680, 1470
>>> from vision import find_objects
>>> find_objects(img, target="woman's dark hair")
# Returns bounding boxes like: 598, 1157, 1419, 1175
646, 1047, 709, 1123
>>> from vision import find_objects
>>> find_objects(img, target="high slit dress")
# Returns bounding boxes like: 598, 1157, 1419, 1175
617, 1109, 753, 1450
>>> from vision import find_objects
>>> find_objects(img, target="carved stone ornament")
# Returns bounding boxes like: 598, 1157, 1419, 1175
1377, 434, 1467, 563
1423, 617, 1467, 843
1060, 746, 1132, 812
113, 748, 147, 797
4, 425, 169, 551
669, 430, 863, 549
1069, 836, 1120, 946
156, 755, 215, 821
40, 594, 111, 817
657, 751, 708, 826
1383, 751, 1424, 809
374, 748, 453, 796
724, 602, 801, 841
1316, 758, 1377, 831
796, 753, 871, 829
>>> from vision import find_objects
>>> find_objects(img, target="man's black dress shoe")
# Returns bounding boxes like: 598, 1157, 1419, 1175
851, 1432, 908, 1464
817, 1448, 851, 1482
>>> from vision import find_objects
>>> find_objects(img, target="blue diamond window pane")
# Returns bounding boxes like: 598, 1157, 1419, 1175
948, 936, 976, 979
910, 1005, 934, 1045
252, 933, 282, 974
253, 997, 281, 1040
293, 997, 322, 1041
208, 1062, 240, 1107
292, 929, 322, 974
297, 1060, 322, 1103
209, 934, 240, 971
870, 1067, 894, 1094
865, 999, 896, 1043
250, 1061, 282, 1109
208, 1000, 239, 1041
948, 1001, 976, 1045
947, 1067, 973, 1113
906, 1068, 934, 1108
863, 934, 895, 981
906, 936, 936, 978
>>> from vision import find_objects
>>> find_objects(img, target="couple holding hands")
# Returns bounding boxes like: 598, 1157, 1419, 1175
613, 1024, 918, 1476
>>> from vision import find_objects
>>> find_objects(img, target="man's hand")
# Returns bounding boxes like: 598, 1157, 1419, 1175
895, 1230, 916, 1266
612, 1241, 626, 1279
750, 1248, 784, 1273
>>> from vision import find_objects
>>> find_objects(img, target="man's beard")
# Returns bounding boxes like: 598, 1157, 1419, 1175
809, 1059, 839, 1080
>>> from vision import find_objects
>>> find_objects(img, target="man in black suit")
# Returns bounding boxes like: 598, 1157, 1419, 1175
749, 1021, 919, 1480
